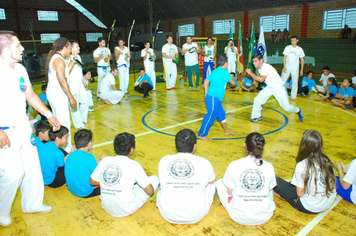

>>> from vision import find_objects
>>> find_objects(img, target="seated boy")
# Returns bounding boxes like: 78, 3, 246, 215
90, 132, 158, 217
35, 121, 50, 146
65, 129, 100, 197
314, 65, 335, 93
134, 68, 154, 98
156, 129, 216, 224
37, 126, 69, 188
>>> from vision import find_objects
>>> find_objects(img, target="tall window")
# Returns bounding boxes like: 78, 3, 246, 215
0, 8, 6, 20
86, 33, 103, 42
178, 24, 195, 37
38, 11, 58, 21
259, 15, 289, 32
213, 19, 235, 35
323, 8, 356, 30
41, 34, 60, 44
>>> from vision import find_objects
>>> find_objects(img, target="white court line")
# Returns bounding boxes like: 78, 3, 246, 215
93, 100, 274, 148
296, 196, 343, 236
307, 100, 356, 118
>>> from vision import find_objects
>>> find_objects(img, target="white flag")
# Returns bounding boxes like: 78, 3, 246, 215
257, 25, 267, 62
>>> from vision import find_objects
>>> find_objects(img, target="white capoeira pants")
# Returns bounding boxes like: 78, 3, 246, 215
164, 62, 177, 89
118, 65, 129, 93
97, 66, 111, 97
313, 85, 325, 93
47, 94, 72, 152
156, 181, 216, 224
86, 90, 94, 107
281, 68, 299, 100
228, 60, 236, 74
100, 90, 125, 105
70, 86, 89, 129
145, 65, 156, 90
251, 85, 300, 119
0, 122, 45, 217
103, 176, 159, 217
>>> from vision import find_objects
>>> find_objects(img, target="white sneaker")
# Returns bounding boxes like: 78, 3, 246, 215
36, 205, 53, 213
88, 108, 94, 112
0, 215, 11, 227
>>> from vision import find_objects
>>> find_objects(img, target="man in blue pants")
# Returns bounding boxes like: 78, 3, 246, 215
198, 56, 236, 141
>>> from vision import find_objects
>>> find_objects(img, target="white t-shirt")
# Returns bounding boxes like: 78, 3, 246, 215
352, 76, 356, 85
204, 45, 215, 62
182, 42, 198, 66
69, 55, 83, 94
91, 155, 151, 217
319, 73, 335, 87
99, 72, 115, 93
291, 158, 336, 213
343, 159, 356, 204
141, 48, 154, 68
157, 152, 215, 222
259, 63, 285, 88
162, 43, 178, 64
225, 46, 237, 62
0, 60, 31, 126
282, 45, 305, 69
115, 46, 128, 66
223, 156, 276, 225
93, 47, 111, 67
47, 54, 69, 100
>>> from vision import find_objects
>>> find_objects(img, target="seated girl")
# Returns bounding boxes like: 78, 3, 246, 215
334, 158, 356, 205
332, 78, 355, 109
274, 130, 336, 214
240, 75, 256, 92
217, 132, 277, 225
315, 77, 338, 102
298, 71, 318, 97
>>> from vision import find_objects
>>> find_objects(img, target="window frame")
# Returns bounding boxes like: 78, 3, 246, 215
213, 19, 235, 35
40, 33, 61, 44
37, 10, 59, 21
323, 7, 356, 30
259, 14, 289, 33
178, 23, 195, 37
86, 33, 103, 42
0, 8, 6, 20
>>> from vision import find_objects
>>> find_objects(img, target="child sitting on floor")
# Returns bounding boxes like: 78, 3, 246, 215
315, 77, 338, 102
332, 78, 355, 110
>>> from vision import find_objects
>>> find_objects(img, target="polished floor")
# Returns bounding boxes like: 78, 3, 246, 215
3, 72, 356, 236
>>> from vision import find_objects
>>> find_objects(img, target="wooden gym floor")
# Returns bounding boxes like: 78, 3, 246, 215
3, 71, 356, 236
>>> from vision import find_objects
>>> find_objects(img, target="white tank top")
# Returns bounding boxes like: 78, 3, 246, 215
47, 54, 69, 100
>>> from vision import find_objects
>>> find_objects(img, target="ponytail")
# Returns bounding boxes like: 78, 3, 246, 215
245, 132, 265, 166
45, 37, 69, 82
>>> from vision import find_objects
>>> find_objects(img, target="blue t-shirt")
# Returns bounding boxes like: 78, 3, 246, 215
65, 150, 97, 197
326, 84, 337, 97
301, 76, 316, 95
285, 79, 292, 88
243, 77, 254, 87
207, 67, 231, 101
39, 92, 48, 105
37, 141, 65, 185
137, 74, 153, 87
338, 87, 355, 98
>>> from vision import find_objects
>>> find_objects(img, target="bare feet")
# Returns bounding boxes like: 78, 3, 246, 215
225, 130, 235, 136
198, 136, 212, 141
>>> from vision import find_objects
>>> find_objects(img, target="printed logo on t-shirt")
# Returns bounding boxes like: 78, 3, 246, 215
317, 170, 326, 187
168, 159, 195, 180
240, 169, 265, 192
19, 77, 27, 93
30, 132, 36, 146
169, 48, 176, 57
102, 164, 121, 186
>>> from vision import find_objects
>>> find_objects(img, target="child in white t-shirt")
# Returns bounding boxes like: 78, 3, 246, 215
274, 130, 336, 213
334, 158, 356, 204
217, 132, 277, 225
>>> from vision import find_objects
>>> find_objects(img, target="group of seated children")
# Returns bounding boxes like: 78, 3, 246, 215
227, 72, 265, 92
34, 122, 356, 225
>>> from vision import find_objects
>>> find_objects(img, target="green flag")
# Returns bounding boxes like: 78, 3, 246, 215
229, 21, 233, 40
248, 22, 256, 72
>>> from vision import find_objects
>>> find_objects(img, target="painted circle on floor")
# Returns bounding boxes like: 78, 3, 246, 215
141, 101, 289, 140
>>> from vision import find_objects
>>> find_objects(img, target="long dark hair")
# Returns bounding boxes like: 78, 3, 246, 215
296, 130, 335, 197
328, 77, 338, 89
245, 132, 265, 166
45, 37, 69, 81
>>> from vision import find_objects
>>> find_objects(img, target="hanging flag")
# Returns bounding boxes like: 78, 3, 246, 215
248, 22, 256, 71
257, 24, 267, 63
237, 21, 244, 73
229, 21, 233, 40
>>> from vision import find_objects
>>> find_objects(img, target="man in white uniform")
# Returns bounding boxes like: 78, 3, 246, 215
157, 129, 216, 224
182, 36, 200, 89
281, 35, 305, 100
115, 39, 131, 94
46, 37, 77, 152
0, 31, 60, 227
224, 39, 238, 74
141, 41, 156, 90
162, 35, 179, 90
90, 132, 158, 217
93, 37, 112, 97
99, 68, 124, 105
69, 40, 89, 129
246, 54, 304, 122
